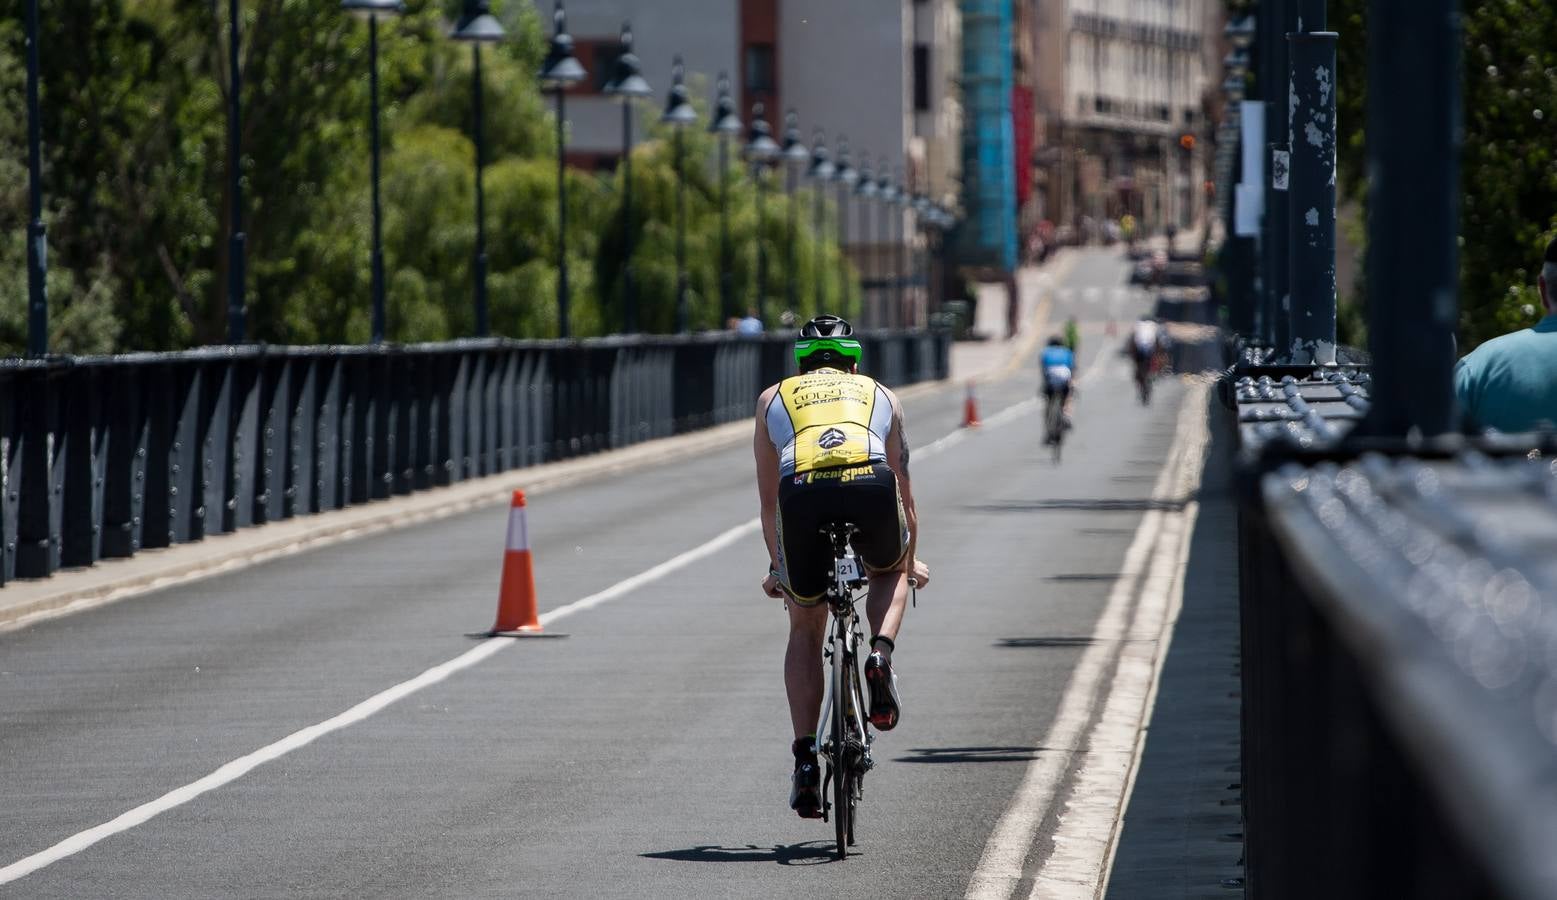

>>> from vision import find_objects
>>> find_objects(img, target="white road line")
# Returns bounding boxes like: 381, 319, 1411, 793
964, 380, 1209, 900
1032, 400, 1207, 899
0, 392, 1038, 887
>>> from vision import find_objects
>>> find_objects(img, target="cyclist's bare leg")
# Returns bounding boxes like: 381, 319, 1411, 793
785, 600, 829, 739
865, 569, 909, 649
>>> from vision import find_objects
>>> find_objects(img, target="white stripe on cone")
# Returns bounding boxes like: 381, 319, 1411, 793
505, 505, 530, 552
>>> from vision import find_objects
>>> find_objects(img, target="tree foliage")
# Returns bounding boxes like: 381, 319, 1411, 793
1328, 0, 1557, 352
0, 0, 850, 354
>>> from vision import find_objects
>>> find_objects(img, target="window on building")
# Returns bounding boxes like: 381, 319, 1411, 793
913, 44, 931, 111
745, 43, 775, 95
567, 40, 622, 94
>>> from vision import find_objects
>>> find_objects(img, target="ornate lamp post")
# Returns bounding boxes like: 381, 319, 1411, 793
661, 56, 698, 333
23, 0, 46, 355
852, 156, 878, 325
832, 138, 858, 321
806, 131, 834, 309
602, 22, 652, 333
225, 0, 247, 342
708, 74, 743, 324
894, 168, 910, 327
451, 0, 505, 337
342, 0, 405, 343
876, 167, 899, 328
539, 1, 586, 338
743, 104, 779, 325
780, 110, 809, 315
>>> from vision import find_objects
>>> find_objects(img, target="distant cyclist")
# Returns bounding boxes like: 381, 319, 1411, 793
1063, 316, 1080, 356
1129, 315, 1168, 401
752, 314, 930, 819
1040, 336, 1076, 444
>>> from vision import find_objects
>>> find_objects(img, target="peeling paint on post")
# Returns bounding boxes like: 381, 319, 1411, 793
1287, 31, 1339, 364
1269, 142, 1292, 355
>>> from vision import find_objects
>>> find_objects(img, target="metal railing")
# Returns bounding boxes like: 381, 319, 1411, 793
0, 330, 948, 586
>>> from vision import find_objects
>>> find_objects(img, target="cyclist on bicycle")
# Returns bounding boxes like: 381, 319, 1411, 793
1130, 315, 1167, 381
1040, 335, 1076, 443
753, 314, 928, 819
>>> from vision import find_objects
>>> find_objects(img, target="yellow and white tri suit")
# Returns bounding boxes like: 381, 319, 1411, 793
764, 368, 907, 603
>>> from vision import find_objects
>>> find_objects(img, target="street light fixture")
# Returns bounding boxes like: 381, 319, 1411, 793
661, 55, 698, 333
743, 103, 779, 326
342, 0, 405, 344
451, 0, 505, 337
539, 0, 586, 338
852, 155, 877, 325
708, 73, 743, 325
832, 138, 857, 321
780, 110, 809, 316
806, 130, 834, 310
1224, 14, 1256, 50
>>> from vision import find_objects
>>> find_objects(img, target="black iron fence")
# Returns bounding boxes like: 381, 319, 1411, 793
1228, 369, 1557, 899
0, 330, 948, 586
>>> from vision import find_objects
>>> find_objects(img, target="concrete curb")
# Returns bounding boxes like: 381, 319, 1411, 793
0, 376, 962, 633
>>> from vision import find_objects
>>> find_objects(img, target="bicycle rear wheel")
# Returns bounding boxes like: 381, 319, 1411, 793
1045, 399, 1064, 462
832, 648, 852, 860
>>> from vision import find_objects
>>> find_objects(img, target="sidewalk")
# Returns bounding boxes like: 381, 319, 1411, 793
1104, 392, 1244, 898
954, 250, 1081, 382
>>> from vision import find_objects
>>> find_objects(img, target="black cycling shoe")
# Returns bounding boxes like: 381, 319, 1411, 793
864, 651, 901, 731
790, 739, 823, 819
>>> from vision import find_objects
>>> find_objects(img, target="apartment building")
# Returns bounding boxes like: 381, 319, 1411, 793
1032, 0, 1218, 234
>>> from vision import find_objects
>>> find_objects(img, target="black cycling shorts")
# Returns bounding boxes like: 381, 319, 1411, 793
775, 462, 908, 605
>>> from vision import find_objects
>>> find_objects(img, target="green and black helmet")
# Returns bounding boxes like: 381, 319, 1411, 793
794, 315, 863, 369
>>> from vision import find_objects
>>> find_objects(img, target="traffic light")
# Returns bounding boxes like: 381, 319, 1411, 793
1179, 133, 1196, 151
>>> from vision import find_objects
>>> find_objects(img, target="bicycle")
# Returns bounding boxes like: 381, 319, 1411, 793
815, 522, 874, 861
1043, 390, 1066, 462
1133, 353, 1153, 405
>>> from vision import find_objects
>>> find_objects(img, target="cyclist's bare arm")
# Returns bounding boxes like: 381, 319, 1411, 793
753, 386, 784, 597
882, 388, 925, 585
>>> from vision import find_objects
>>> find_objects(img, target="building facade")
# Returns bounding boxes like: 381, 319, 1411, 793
529, 0, 960, 325
1032, 0, 1217, 237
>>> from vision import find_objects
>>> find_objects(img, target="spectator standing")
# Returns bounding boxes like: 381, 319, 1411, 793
737, 308, 765, 336
1455, 236, 1557, 432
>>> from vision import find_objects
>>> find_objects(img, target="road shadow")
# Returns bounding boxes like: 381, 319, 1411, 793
965, 497, 1193, 513
641, 841, 837, 866
1045, 573, 1118, 583
895, 746, 1043, 764
996, 636, 1098, 648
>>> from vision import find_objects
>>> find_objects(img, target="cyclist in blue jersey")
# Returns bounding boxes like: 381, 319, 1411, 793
1040, 336, 1076, 445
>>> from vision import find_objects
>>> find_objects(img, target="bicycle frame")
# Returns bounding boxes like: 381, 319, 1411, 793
814, 526, 871, 821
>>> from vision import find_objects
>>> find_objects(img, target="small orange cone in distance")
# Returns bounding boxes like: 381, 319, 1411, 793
962, 379, 982, 428
491, 490, 544, 634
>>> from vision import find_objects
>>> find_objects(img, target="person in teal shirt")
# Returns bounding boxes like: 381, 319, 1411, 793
1455, 236, 1557, 433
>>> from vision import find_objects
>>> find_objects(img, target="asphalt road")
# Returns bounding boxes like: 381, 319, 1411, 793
0, 250, 1191, 899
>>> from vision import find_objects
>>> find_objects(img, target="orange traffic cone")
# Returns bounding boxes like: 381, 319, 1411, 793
962, 379, 983, 428
486, 490, 562, 638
